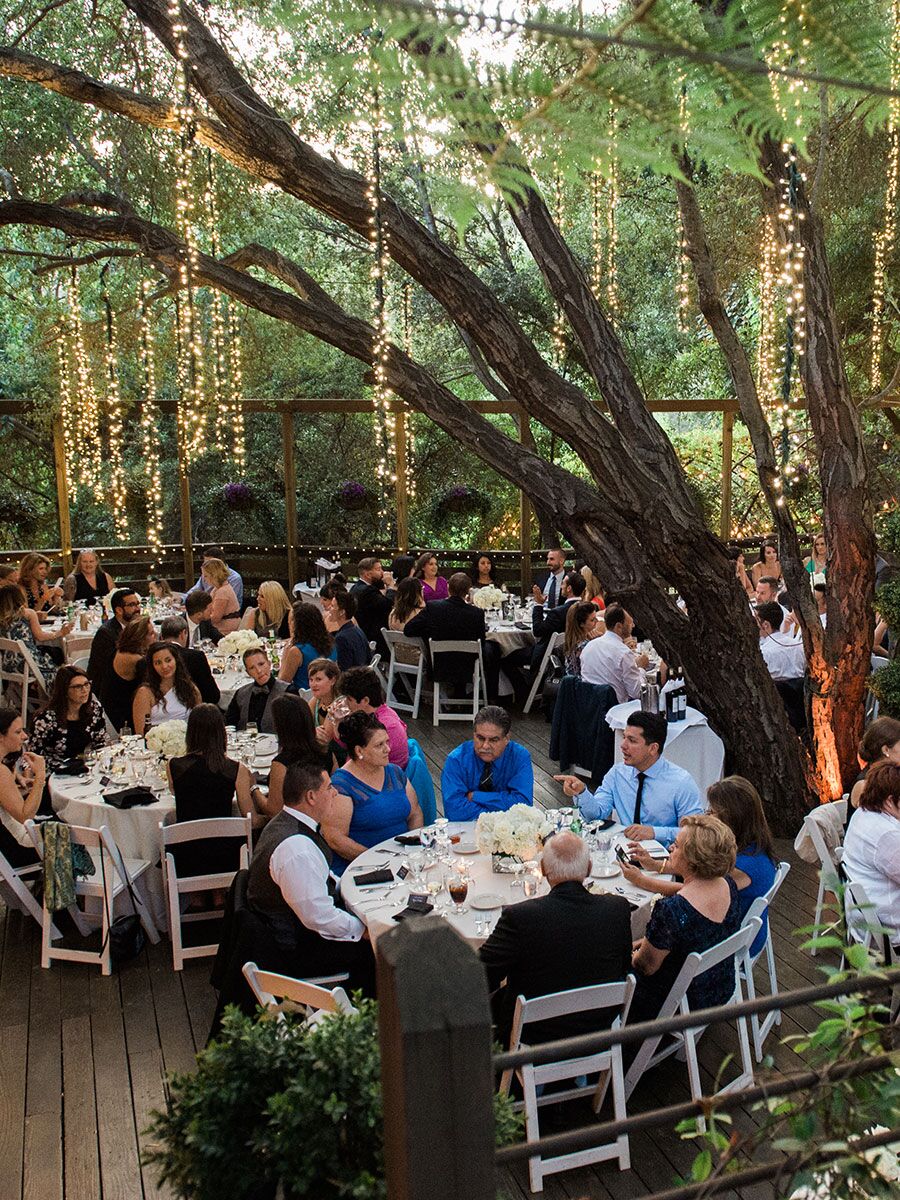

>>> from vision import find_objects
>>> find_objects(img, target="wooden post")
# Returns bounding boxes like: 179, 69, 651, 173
394, 408, 409, 553
282, 410, 299, 589
720, 409, 734, 541
176, 427, 193, 587
518, 412, 533, 592
51, 414, 73, 572
377, 918, 496, 1200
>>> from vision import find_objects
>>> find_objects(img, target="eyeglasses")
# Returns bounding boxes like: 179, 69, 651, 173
68, 682, 91, 692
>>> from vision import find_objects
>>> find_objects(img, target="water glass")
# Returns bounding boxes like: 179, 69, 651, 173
596, 835, 612, 869
522, 875, 540, 899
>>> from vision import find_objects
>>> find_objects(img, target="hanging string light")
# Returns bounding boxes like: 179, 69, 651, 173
871, 0, 900, 388
204, 152, 229, 456
757, 213, 780, 411
227, 304, 247, 473
55, 318, 77, 503
590, 111, 619, 320
138, 279, 164, 561
675, 79, 691, 332
66, 269, 103, 501
101, 289, 129, 541
401, 278, 415, 501
551, 166, 567, 367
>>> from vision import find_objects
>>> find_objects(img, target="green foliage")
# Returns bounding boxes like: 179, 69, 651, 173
879, 509, 900, 557
869, 659, 900, 718
143, 1000, 522, 1200
875, 578, 900, 636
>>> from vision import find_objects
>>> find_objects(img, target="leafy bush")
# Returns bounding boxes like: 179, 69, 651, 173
868, 659, 900, 718
874, 577, 900, 639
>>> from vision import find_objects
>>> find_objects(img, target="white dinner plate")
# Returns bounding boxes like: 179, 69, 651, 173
592, 864, 620, 879
470, 893, 505, 910
254, 734, 277, 755
452, 840, 479, 854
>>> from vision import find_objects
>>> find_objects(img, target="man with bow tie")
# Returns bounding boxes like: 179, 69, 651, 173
224, 647, 289, 732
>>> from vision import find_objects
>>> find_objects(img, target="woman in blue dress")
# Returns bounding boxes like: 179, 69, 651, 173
324, 711, 423, 875
277, 601, 337, 691
629, 815, 743, 1025
622, 776, 777, 959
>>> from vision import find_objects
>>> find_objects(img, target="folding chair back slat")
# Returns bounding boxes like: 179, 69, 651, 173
382, 629, 427, 719
241, 961, 354, 1019
428, 639, 485, 726
523, 631, 565, 715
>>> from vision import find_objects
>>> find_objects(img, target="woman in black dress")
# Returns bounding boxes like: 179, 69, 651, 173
265, 694, 331, 816
166, 704, 264, 879
31, 665, 108, 772
101, 616, 153, 733
62, 549, 116, 606
0, 707, 44, 868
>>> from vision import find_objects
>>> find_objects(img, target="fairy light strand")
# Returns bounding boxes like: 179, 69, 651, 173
676, 79, 691, 331
67, 269, 103, 501
227, 304, 246, 473
401, 279, 415, 500
101, 292, 129, 541
138, 279, 164, 560
55, 318, 77, 503
871, 0, 900, 388
551, 166, 566, 367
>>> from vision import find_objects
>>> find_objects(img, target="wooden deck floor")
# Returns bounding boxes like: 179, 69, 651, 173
0, 711, 834, 1200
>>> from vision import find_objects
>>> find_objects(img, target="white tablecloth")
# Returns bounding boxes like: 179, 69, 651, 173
341, 821, 659, 947
605, 702, 725, 797
486, 621, 534, 657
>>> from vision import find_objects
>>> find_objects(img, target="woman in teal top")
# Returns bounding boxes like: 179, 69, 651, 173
804, 532, 827, 576
277, 601, 336, 691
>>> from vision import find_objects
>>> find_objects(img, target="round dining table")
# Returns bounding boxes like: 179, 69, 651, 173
340, 820, 664, 948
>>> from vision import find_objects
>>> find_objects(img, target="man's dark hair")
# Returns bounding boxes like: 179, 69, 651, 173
283, 760, 330, 807
319, 580, 347, 602
243, 645, 269, 666
625, 710, 668, 753
727, 545, 743, 561
357, 556, 379, 575
474, 705, 512, 735
604, 604, 627, 631
110, 588, 138, 615
160, 616, 188, 641
448, 571, 472, 599
564, 570, 587, 598
339, 666, 385, 707
185, 591, 213, 618
757, 600, 784, 631
813, 582, 827, 597
757, 575, 780, 593
333, 589, 357, 620
203, 546, 225, 561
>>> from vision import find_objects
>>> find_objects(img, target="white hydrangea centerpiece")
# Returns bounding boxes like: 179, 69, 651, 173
145, 720, 188, 758
471, 585, 505, 611
476, 803, 554, 863
217, 629, 264, 656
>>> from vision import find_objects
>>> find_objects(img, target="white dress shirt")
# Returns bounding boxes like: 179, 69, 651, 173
186, 617, 202, 648
842, 808, 900, 945
268, 808, 364, 942
759, 632, 806, 681
580, 629, 645, 702
544, 567, 567, 608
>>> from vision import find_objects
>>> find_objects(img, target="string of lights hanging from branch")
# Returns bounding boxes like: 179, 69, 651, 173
675, 79, 691, 333
871, 0, 900, 389
100, 283, 129, 541
401, 277, 415, 501
590, 109, 619, 320
55, 314, 77, 505
66, 268, 103, 503
551, 166, 567, 368
138, 279, 164, 561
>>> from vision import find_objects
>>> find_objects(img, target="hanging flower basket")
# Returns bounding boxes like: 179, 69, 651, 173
335, 480, 372, 511
439, 484, 492, 516
222, 481, 254, 511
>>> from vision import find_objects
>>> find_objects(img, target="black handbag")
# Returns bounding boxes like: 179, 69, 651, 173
100, 857, 146, 969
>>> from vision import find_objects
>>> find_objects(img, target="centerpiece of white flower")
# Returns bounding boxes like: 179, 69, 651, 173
146, 720, 188, 758
217, 629, 264, 656
471, 585, 505, 612
476, 804, 555, 865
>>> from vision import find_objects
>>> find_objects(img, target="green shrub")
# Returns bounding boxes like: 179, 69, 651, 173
874, 577, 900, 639
869, 659, 900, 718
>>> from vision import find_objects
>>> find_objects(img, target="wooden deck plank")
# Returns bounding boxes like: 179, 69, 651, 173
61, 1014, 101, 1200
23, 943, 63, 1200
0, 1022, 27, 1200
89, 968, 146, 1200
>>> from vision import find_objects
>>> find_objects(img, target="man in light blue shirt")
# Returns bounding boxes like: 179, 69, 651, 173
554, 710, 703, 843
442, 706, 534, 822
185, 545, 244, 608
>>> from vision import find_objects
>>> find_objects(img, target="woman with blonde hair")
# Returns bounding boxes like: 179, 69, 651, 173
18, 552, 62, 613
630, 814, 742, 1023
63, 548, 116, 605
0, 580, 71, 688
580, 565, 605, 608
200, 558, 240, 635
240, 580, 292, 639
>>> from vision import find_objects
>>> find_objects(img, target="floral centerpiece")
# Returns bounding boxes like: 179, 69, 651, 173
146, 720, 188, 758
217, 629, 264, 656
471, 584, 505, 612
476, 804, 555, 871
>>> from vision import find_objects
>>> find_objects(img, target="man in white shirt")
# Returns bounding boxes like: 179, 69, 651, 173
246, 761, 375, 993
757, 601, 806, 681
580, 605, 650, 703
755, 576, 795, 634
532, 547, 568, 610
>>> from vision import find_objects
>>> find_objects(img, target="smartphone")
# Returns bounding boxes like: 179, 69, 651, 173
595, 818, 616, 831
615, 845, 640, 867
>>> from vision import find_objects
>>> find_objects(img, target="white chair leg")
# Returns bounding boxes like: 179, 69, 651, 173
811, 872, 825, 955
683, 1030, 706, 1133
523, 1064, 543, 1193
41, 900, 53, 969
412, 663, 423, 720
610, 1045, 631, 1171
432, 681, 440, 726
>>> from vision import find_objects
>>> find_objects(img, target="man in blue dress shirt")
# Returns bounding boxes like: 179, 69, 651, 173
441, 706, 534, 821
185, 545, 244, 608
554, 710, 703, 843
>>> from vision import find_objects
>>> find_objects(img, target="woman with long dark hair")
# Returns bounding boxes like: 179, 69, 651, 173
413, 551, 448, 601
102, 615, 153, 733
750, 540, 784, 588
132, 642, 200, 734
278, 602, 337, 691
470, 552, 497, 589
31, 665, 108, 772
18, 552, 63, 613
0, 706, 44, 867
265, 694, 330, 815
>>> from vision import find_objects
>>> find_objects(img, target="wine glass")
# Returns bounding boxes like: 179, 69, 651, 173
448, 872, 469, 916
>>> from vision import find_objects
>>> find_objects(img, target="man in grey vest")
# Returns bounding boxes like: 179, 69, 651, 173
224, 647, 289, 732
247, 760, 375, 994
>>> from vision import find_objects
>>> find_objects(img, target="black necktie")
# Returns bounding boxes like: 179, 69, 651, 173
546, 574, 557, 608
634, 772, 647, 825
478, 762, 494, 792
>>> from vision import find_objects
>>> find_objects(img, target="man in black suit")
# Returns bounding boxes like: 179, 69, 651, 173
404, 571, 501, 703
479, 832, 632, 1046
351, 557, 395, 657
532, 547, 569, 610
184, 591, 223, 647
86, 588, 141, 685
159, 616, 221, 704
530, 570, 587, 670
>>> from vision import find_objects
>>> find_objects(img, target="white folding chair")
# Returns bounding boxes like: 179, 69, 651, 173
161, 815, 253, 970
367, 645, 389, 692
429, 639, 485, 726
624, 918, 761, 1130
0, 635, 49, 721
523, 631, 565, 715
737, 861, 791, 1060
500, 978, 636, 1192
0, 845, 63, 938
242, 961, 354, 1025
31, 821, 159, 975
796, 800, 847, 952
71, 653, 92, 672
382, 629, 427, 719
841, 877, 900, 1019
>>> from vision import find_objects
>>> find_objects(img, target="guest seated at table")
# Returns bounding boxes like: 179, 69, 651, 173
168, 705, 265, 885
0, 707, 45, 868
333, 666, 408, 768
390, 554, 415, 582
86, 587, 141, 685
226, 647, 289, 733
0, 564, 19, 584
804, 532, 828, 577
530, 570, 586, 669
848, 716, 900, 818
62, 548, 115, 606
754, 576, 794, 632
730, 547, 755, 599
324, 712, 423, 873
133, 642, 201, 734
159, 617, 220, 704
247, 761, 375, 994
186, 546, 244, 609
327, 590, 370, 671
564, 601, 603, 677
414, 550, 449, 602
622, 776, 776, 958
18, 552, 63, 614
184, 591, 223, 648
842, 760, 900, 948
350, 558, 395, 656
99, 615, 154, 732
556, 711, 703, 843
470, 552, 497, 590
388, 577, 425, 644
0, 581, 71, 689
480, 832, 632, 1046
441, 706, 534, 821
279, 602, 337, 691
240, 580, 292, 640
31, 665, 108, 774
579, 605, 649, 703
149, 577, 182, 604
200, 558, 241, 636
266, 695, 331, 817
751, 540, 783, 588
307, 657, 341, 742
533, 547, 568, 609
404, 571, 501, 703
757, 601, 806, 681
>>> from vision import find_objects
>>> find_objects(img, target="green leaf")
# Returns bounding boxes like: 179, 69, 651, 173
691, 1149, 713, 1181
